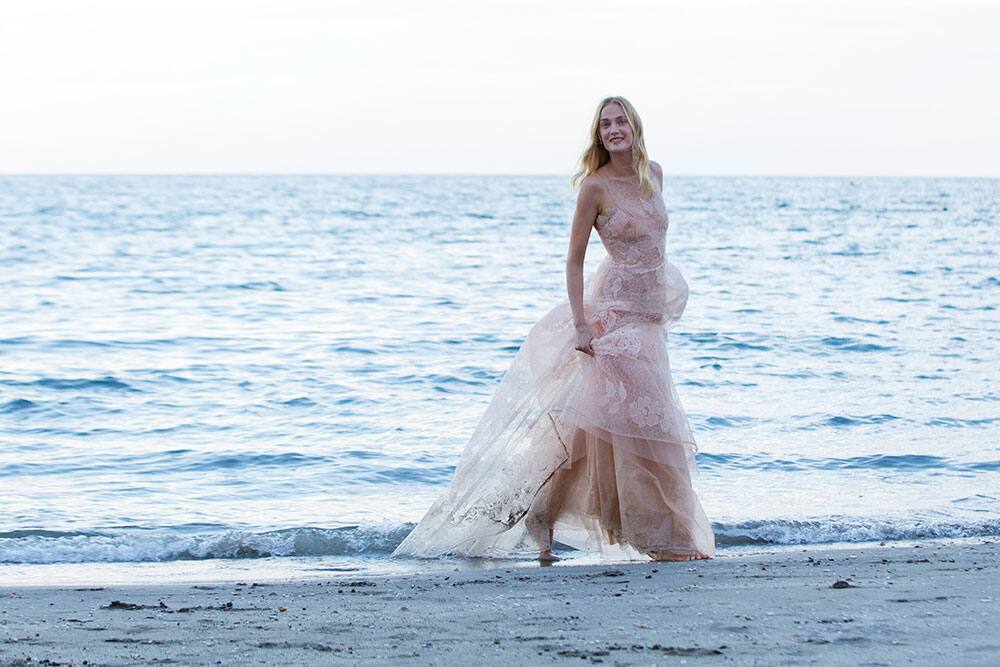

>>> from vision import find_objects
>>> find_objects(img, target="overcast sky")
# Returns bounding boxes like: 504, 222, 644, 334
1, 0, 997, 176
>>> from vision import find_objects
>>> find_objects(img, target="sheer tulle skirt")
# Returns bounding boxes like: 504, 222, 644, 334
524, 424, 715, 559
391, 258, 716, 561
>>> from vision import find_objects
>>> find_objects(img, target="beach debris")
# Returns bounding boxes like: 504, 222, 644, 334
591, 569, 625, 577
257, 641, 336, 652
649, 644, 724, 656
102, 600, 169, 610
449, 578, 494, 586
336, 580, 376, 587
176, 602, 230, 612
831, 580, 854, 588
556, 647, 611, 659
601, 643, 725, 656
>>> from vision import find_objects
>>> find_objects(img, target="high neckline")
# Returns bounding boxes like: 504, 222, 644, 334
604, 172, 638, 180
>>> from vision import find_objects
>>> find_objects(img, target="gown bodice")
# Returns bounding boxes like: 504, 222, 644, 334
587, 169, 689, 329
595, 171, 670, 269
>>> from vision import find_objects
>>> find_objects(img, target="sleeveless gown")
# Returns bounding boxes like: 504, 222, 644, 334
392, 170, 716, 561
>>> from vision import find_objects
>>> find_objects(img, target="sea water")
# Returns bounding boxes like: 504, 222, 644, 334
1, 175, 997, 583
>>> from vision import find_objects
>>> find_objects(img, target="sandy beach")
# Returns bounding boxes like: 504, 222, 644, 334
1, 539, 997, 666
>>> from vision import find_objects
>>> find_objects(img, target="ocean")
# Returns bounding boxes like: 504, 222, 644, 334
1, 174, 997, 584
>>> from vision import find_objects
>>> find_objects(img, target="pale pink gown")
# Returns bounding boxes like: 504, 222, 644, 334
392, 169, 716, 561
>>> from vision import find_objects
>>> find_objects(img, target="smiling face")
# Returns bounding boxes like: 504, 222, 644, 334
598, 102, 634, 153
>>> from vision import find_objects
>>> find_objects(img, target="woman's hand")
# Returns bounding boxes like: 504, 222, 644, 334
574, 323, 596, 357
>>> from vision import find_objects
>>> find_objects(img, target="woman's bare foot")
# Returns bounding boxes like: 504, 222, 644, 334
539, 549, 561, 563
538, 525, 561, 562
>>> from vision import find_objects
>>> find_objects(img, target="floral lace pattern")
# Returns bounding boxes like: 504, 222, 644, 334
598, 377, 627, 415
628, 394, 664, 428
594, 324, 642, 359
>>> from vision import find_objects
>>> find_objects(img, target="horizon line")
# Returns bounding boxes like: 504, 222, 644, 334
1, 172, 998, 179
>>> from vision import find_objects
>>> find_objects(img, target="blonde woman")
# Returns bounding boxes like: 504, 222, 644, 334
393, 96, 715, 563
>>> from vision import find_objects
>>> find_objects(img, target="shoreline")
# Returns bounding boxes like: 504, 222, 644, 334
2, 538, 997, 665
1, 534, 991, 588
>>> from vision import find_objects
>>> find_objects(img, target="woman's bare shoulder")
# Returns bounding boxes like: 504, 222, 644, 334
648, 160, 664, 188
576, 172, 612, 222
577, 171, 606, 196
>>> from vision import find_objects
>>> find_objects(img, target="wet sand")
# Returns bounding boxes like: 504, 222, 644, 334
1, 539, 997, 666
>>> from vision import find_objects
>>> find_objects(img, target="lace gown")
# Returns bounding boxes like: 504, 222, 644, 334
392, 170, 716, 561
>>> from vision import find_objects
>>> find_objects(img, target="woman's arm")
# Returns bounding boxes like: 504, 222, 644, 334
566, 176, 602, 354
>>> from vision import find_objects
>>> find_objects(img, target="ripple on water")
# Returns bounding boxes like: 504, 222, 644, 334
0, 398, 40, 413
818, 337, 895, 353
3, 376, 142, 392
821, 414, 902, 427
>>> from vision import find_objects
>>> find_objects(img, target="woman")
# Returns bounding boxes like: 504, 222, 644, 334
392, 96, 715, 563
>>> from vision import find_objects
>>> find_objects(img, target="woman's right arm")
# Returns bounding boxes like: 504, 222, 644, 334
566, 176, 602, 356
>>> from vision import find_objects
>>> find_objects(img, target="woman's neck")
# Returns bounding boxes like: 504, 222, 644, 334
606, 152, 636, 177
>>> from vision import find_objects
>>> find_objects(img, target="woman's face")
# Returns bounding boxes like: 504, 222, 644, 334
598, 103, 633, 153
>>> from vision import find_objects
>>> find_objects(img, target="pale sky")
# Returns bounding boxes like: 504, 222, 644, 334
1, 0, 998, 176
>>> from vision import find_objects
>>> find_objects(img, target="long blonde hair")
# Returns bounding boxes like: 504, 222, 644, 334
571, 95, 654, 196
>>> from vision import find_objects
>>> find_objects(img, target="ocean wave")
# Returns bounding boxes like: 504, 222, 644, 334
713, 517, 1000, 546
2, 517, 998, 564
0, 523, 412, 564
696, 451, 1000, 472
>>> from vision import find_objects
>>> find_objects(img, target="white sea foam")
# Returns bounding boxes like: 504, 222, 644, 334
2, 517, 998, 564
